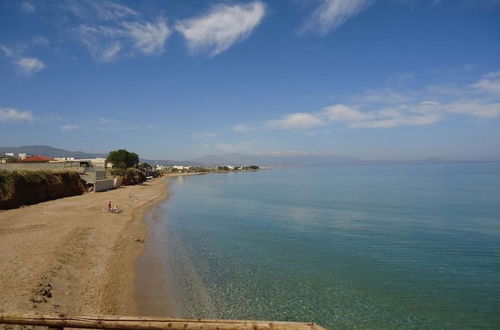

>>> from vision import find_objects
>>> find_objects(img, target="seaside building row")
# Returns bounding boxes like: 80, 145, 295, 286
0, 153, 116, 192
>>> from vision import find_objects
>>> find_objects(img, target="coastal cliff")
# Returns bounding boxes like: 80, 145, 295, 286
0, 170, 86, 210
111, 168, 146, 185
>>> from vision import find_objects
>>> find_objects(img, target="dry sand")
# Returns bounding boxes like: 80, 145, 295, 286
0, 178, 168, 316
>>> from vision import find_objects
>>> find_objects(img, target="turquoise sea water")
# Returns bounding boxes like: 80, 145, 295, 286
140, 163, 500, 329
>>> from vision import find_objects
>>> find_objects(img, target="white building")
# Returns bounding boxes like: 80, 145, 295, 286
54, 157, 76, 161
172, 165, 191, 170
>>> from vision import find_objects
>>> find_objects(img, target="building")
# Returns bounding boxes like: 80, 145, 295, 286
80, 168, 119, 192
4, 153, 14, 157
54, 157, 76, 161
172, 165, 191, 171
51, 157, 108, 168
74, 158, 108, 168
18, 153, 29, 160
21, 155, 54, 163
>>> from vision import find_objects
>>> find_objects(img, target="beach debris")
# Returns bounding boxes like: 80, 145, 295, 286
0, 312, 326, 329
133, 238, 145, 243
30, 282, 52, 304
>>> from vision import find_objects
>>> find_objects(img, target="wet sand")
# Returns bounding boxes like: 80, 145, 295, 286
0, 178, 168, 316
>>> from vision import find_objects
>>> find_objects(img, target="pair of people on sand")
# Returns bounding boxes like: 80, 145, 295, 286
107, 201, 120, 213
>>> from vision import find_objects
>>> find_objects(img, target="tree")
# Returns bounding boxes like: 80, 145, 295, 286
138, 162, 152, 171
107, 149, 139, 169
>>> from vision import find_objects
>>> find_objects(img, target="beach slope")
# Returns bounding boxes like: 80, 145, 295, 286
0, 178, 167, 315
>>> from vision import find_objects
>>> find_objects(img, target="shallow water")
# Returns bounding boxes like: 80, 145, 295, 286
137, 163, 500, 329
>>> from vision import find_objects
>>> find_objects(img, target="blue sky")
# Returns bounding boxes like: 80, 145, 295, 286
1, 0, 499, 160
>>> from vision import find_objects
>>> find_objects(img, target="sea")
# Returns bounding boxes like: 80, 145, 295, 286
136, 163, 500, 329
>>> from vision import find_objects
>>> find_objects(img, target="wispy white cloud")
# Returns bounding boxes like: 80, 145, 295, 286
20, 1, 36, 14
444, 101, 500, 118
301, 0, 373, 35
1, 37, 50, 75
0, 45, 15, 57
323, 104, 372, 122
0, 108, 34, 123
77, 20, 170, 61
233, 123, 255, 132
60, 124, 81, 131
470, 71, 500, 95
16, 57, 46, 75
235, 70, 500, 132
350, 112, 441, 128
175, 2, 266, 56
123, 18, 171, 55
62, 0, 138, 21
265, 112, 325, 130
59, 117, 154, 131
31, 36, 50, 47
65, 0, 170, 61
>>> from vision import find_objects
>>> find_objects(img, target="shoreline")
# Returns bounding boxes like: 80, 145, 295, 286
133, 171, 262, 316
0, 177, 168, 315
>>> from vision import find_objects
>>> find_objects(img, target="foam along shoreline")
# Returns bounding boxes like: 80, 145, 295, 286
0, 177, 168, 315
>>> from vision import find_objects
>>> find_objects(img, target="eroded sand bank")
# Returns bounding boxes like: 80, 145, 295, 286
0, 178, 167, 316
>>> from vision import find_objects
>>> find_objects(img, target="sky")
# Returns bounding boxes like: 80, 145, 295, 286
1, 0, 499, 161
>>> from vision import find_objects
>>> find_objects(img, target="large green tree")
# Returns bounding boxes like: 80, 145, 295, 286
107, 149, 139, 169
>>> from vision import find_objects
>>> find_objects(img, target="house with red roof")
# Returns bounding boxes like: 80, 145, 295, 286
20, 155, 54, 163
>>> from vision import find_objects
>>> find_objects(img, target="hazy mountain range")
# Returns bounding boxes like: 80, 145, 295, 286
1, 145, 497, 167
0, 145, 106, 159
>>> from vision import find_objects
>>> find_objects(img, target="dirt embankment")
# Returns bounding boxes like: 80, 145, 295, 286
112, 168, 147, 186
0, 171, 86, 210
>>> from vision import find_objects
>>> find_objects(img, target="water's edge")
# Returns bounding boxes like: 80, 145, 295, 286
134, 182, 175, 316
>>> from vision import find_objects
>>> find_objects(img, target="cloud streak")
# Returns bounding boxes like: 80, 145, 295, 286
0, 108, 35, 123
0, 42, 47, 76
301, 0, 373, 35
63, 0, 138, 22
66, 1, 170, 62
175, 2, 266, 56
265, 113, 325, 130
77, 18, 171, 62
16, 57, 46, 75
235, 70, 500, 132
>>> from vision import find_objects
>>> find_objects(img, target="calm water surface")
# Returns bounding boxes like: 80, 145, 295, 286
139, 163, 500, 329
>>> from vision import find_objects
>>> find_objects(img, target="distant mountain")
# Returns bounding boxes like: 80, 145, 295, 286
191, 152, 361, 166
0, 145, 206, 166
0, 145, 106, 159
2, 145, 494, 167
189, 153, 487, 167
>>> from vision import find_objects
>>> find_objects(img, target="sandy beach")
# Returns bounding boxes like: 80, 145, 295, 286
0, 178, 168, 316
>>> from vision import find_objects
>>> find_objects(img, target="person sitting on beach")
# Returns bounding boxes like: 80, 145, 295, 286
108, 200, 112, 213
113, 204, 120, 213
